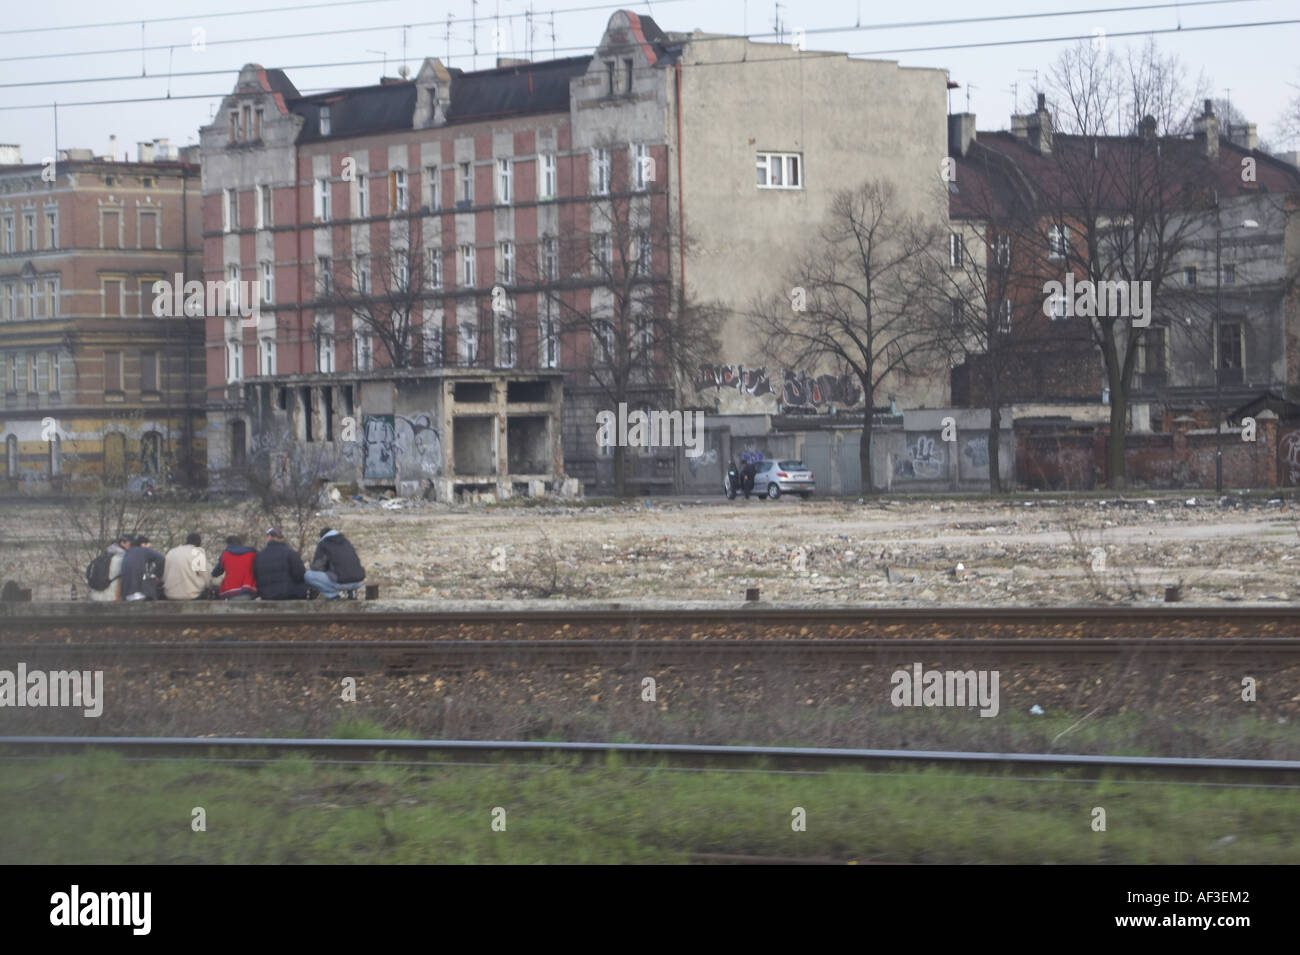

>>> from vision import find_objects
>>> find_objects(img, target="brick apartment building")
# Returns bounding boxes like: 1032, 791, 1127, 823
199, 9, 948, 496
945, 98, 1300, 488
0, 141, 204, 491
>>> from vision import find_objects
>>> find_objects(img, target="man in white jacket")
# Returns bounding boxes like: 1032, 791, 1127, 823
89, 534, 132, 602
163, 532, 209, 600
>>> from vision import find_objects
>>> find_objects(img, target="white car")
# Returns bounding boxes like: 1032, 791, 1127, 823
752, 459, 814, 499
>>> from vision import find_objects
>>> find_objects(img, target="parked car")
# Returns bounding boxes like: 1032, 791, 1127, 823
752, 459, 814, 499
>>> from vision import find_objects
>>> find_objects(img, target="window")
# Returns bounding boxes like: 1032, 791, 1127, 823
948, 233, 964, 268
254, 107, 264, 140
27, 354, 37, 393
2, 284, 13, 320
225, 339, 242, 383
101, 210, 120, 248
592, 148, 611, 195
354, 331, 373, 371
1139, 326, 1167, 374
6, 355, 17, 392
999, 299, 1012, 335
1, 216, 12, 253
633, 143, 651, 190
539, 153, 556, 200
140, 432, 162, 475
1222, 264, 1236, 286
138, 278, 154, 317
634, 310, 654, 362
241, 105, 252, 141
227, 265, 241, 312
225, 189, 239, 232
356, 174, 369, 217
49, 353, 61, 393
319, 105, 331, 136
636, 232, 651, 277
499, 321, 517, 368
542, 236, 558, 281
458, 321, 478, 365
396, 251, 410, 292
258, 337, 276, 376
261, 261, 274, 304
104, 350, 123, 392
141, 177, 153, 189
1218, 322, 1243, 371
356, 255, 370, 294
756, 152, 802, 189
995, 234, 1010, 267
428, 248, 443, 289
1048, 224, 1069, 259
393, 169, 408, 212
461, 244, 475, 287
141, 350, 159, 393
595, 233, 611, 273
422, 315, 443, 367
623, 58, 634, 93
605, 59, 616, 95
315, 177, 330, 221
139, 210, 158, 249
1184, 266, 1198, 287
45, 211, 58, 249
25, 281, 38, 319
258, 184, 272, 229
593, 320, 615, 365
316, 331, 335, 372
102, 279, 123, 317
229, 111, 240, 143
949, 299, 964, 329
498, 241, 514, 284
317, 257, 333, 296
425, 165, 441, 209
459, 162, 473, 204
23, 213, 36, 250
497, 159, 512, 204
540, 298, 560, 369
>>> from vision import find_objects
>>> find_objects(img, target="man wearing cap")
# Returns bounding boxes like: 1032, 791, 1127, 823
253, 526, 308, 600
120, 533, 165, 601
305, 527, 366, 600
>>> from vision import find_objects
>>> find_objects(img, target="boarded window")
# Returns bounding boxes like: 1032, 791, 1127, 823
104, 351, 123, 392
140, 211, 158, 249
141, 351, 159, 392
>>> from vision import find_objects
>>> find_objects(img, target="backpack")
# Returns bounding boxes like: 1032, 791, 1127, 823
86, 551, 114, 591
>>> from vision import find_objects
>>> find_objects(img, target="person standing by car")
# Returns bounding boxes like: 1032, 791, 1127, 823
305, 527, 366, 600
253, 526, 308, 600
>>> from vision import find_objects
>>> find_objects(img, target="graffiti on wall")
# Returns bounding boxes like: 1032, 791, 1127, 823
693, 364, 773, 398
362, 415, 396, 480
395, 413, 443, 477
894, 435, 944, 480
1282, 429, 1300, 485
963, 435, 989, 470
780, 370, 863, 411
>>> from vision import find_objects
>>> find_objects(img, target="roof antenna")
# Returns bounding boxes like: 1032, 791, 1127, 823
367, 49, 388, 77
400, 25, 409, 78
140, 21, 147, 77
472, 0, 479, 70
550, 13, 556, 60
966, 82, 976, 113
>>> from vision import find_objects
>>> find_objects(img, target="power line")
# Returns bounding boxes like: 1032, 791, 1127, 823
0, 0, 1261, 67
2, 13, 1296, 112
0, 0, 402, 36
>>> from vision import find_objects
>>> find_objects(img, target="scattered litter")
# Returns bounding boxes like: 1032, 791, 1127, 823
380, 499, 405, 510
1029, 704, 1045, 716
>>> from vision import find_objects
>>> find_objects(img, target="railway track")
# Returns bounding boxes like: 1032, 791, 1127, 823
3, 735, 1298, 783
3, 636, 1298, 667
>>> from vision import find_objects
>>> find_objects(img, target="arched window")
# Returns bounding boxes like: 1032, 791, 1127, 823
230, 420, 247, 467
140, 431, 162, 475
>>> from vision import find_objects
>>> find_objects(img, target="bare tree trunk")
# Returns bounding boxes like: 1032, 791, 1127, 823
614, 445, 627, 498
1108, 394, 1128, 489
860, 402, 876, 495
988, 405, 1003, 494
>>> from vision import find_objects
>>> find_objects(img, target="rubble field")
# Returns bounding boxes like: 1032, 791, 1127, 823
9, 493, 1291, 606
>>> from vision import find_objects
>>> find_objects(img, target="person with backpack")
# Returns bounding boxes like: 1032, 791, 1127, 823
88, 534, 132, 602
305, 527, 366, 600
120, 533, 165, 601
163, 532, 209, 601
253, 527, 308, 600
212, 535, 258, 599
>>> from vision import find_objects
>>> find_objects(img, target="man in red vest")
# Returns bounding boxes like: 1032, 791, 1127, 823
212, 535, 258, 600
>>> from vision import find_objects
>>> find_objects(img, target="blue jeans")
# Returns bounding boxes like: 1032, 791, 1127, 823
305, 570, 363, 599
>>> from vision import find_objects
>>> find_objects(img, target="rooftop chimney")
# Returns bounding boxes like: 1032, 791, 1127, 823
1228, 122, 1258, 151
1138, 115, 1157, 139
0, 145, 21, 166
1026, 92, 1053, 155
413, 57, 453, 130
1194, 99, 1220, 160
108, 134, 117, 162
137, 141, 155, 163
948, 113, 976, 157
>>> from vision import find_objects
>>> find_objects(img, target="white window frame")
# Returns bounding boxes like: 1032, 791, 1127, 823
356, 255, 370, 295
539, 153, 556, 200
499, 321, 517, 368
49, 352, 61, 393
356, 174, 369, 218
459, 162, 473, 204
995, 234, 1010, 267
354, 331, 373, 371
422, 313, 443, 367
593, 320, 615, 365
1, 216, 12, 253
224, 188, 238, 232
540, 298, 560, 369
499, 241, 515, 284
45, 210, 58, 249
756, 152, 803, 190
256, 185, 271, 229
425, 166, 441, 209
23, 213, 35, 250
459, 321, 478, 366
595, 233, 611, 274
949, 233, 964, 268
633, 143, 651, 190
227, 265, 241, 311
319, 105, 331, 136
315, 177, 331, 222
497, 159, 513, 205
999, 299, 1012, 335
258, 336, 276, 376
592, 148, 611, 196
428, 248, 443, 289
316, 331, 335, 373
318, 257, 333, 297
461, 244, 475, 287
542, 236, 558, 281
393, 169, 408, 212
1048, 223, 1069, 260
261, 261, 274, 304
636, 232, 651, 277
225, 338, 243, 383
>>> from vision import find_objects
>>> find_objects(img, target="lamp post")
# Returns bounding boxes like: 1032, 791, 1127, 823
1212, 193, 1259, 494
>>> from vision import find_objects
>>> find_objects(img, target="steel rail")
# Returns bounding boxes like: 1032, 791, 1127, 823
3, 735, 1298, 777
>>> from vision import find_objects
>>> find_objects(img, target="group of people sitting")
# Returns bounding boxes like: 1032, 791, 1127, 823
87, 526, 366, 602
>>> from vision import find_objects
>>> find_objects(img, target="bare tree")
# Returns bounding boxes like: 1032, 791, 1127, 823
753, 180, 946, 493
244, 424, 338, 554
317, 237, 431, 369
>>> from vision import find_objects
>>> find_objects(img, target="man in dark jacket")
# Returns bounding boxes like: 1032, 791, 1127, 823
305, 527, 366, 599
253, 527, 308, 600
121, 533, 165, 601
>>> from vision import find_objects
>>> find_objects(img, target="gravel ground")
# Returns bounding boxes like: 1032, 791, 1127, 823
4, 493, 1300, 605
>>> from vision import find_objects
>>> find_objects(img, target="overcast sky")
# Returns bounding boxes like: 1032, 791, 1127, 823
2, 0, 1297, 163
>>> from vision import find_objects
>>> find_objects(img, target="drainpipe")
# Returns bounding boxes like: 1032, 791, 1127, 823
674, 62, 686, 295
